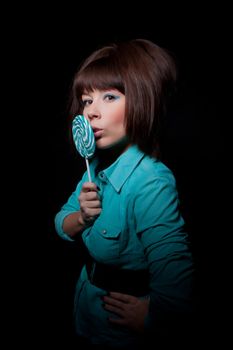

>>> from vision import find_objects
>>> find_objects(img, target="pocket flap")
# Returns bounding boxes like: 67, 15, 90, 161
94, 221, 121, 239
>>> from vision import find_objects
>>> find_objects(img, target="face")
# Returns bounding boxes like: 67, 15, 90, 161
82, 89, 127, 150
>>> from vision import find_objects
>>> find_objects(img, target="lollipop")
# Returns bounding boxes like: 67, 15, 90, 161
72, 114, 96, 182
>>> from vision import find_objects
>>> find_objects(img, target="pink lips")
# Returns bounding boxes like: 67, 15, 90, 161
92, 127, 103, 138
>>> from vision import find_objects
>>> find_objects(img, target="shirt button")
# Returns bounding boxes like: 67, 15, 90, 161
98, 172, 106, 181
102, 229, 107, 234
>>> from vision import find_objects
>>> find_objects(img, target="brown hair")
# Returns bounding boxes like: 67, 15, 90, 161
69, 39, 177, 156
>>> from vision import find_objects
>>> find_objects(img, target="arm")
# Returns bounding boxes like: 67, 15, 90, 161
63, 182, 101, 237
135, 176, 195, 332
61, 211, 87, 238
55, 176, 101, 240
103, 175, 194, 335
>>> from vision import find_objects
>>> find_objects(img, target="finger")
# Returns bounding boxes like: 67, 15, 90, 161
79, 193, 100, 206
109, 292, 138, 304
84, 200, 101, 208
104, 304, 125, 317
103, 296, 126, 310
85, 192, 101, 201
81, 208, 101, 220
82, 182, 98, 192
85, 208, 101, 217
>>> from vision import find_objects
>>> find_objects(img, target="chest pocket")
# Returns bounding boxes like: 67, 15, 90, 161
85, 217, 122, 263
95, 222, 121, 239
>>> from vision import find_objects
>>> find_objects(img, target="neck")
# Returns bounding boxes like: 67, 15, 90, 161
96, 137, 130, 172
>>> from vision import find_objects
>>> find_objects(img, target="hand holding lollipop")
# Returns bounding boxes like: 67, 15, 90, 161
72, 115, 96, 182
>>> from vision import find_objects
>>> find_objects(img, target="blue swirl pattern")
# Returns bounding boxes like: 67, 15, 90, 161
72, 115, 96, 158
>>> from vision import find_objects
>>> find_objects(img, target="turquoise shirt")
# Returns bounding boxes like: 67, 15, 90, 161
55, 145, 194, 347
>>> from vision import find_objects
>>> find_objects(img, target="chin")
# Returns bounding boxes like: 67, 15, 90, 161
96, 144, 115, 150
96, 138, 117, 149
97, 136, 129, 151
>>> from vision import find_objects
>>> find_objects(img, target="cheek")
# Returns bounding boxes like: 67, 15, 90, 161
111, 109, 125, 125
82, 111, 88, 119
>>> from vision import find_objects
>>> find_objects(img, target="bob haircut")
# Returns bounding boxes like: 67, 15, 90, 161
69, 39, 177, 157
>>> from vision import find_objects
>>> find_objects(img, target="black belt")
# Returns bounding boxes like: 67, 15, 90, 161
85, 253, 150, 297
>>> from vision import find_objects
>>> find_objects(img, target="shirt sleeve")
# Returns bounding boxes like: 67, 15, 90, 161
54, 171, 88, 241
134, 175, 195, 333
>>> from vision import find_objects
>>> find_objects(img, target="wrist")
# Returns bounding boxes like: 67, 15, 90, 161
77, 212, 86, 227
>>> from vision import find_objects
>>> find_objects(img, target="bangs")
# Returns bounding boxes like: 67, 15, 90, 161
74, 57, 125, 97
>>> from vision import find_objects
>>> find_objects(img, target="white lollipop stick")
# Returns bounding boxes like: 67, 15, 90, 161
85, 157, 92, 182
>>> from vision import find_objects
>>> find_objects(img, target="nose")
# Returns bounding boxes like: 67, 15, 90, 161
87, 103, 101, 120
87, 111, 101, 120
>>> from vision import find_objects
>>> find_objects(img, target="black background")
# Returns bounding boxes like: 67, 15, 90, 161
9, 5, 229, 347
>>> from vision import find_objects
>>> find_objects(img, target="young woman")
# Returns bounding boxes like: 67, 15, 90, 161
55, 39, 195, 348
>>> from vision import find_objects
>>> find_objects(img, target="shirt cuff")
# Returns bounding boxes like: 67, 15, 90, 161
54, 211, 75, 241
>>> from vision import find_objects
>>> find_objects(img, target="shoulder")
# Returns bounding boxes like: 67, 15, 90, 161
132, 155, 176, 187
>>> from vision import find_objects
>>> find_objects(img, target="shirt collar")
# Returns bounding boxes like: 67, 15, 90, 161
93, 145, 145, 193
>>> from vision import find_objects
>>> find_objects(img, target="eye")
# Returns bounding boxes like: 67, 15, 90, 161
82, 98, 92, 107
104, 94, 119, 101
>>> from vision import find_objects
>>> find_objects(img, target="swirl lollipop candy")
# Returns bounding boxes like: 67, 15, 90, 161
72, 114, 96, 182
